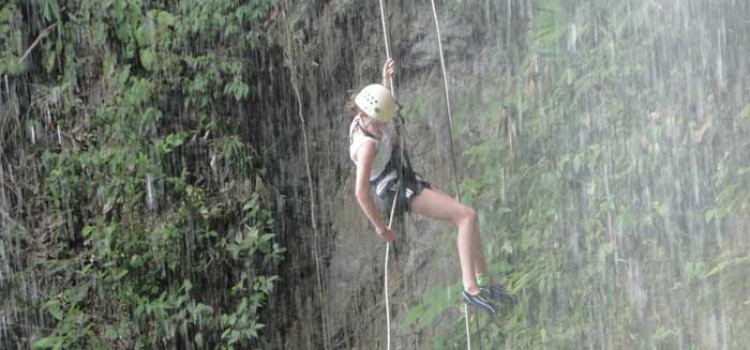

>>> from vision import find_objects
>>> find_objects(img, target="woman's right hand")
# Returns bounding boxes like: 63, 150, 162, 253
376, 225, 395, 242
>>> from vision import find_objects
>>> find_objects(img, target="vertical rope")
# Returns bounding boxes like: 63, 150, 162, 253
378, 0, 397, 97
429, 0, 461, 203
464, 305, 472, 350
428, 2, 480, 349
283, 3, 330, 349
378, 1, 398, 349
475, 307, 483, 350
385, 191, 398, 350
378, 0, 391, 59
384, 241, 391, 350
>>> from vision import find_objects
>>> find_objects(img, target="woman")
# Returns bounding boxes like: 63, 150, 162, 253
348, 59, 508, 315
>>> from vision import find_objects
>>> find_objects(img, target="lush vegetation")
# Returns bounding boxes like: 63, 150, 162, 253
3, 0, 749, 349
401, 0, 750, 349
1, 0, 283, 349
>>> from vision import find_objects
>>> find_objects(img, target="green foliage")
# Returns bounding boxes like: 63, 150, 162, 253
401, 0, 750, 348
4, 0, 282, 348
398, 283, 459, 332
0, 3, 25, 75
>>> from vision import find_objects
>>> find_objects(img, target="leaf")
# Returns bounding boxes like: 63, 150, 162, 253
81, 225, 95, 237
565, 68, 574, 85
118, 65, 131, 85
183, 279, 193, 292
139, 49, 155, 71
739, 105, 750, 120
501, 240, 514, 254
105, 325, 118, 340
704, 208, 717, 223
706, 255, 750, 277
134, 20, 153, 47
229, 330, 240, 344
44, 300, 64, 321
398, 304, 426, 330
32, 337, 64, 350
224, 80, 250, 101
652, 326, 672, 341
156, 11, 176, 27
260, 233, 275, 243
44, 50, 56, 73
195, 333, 204, 348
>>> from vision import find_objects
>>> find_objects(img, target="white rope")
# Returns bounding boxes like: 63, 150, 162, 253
378, 0, 391, 58
384, 242, 391, 350
377, 1, 398, 349
384, 191, 398, 350
379, 2, 470, 349
475, 306, 483, 350
378, 0, 391, 59
428, 0, 461, 203
428, 2, 479, 349
378, 0, 396, 97
464, 304, 472, 350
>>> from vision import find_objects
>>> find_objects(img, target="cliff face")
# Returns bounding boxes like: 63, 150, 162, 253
257, 2, 507, 348
261, 1, 750, 349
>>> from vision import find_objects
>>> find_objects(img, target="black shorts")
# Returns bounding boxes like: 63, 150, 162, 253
371, 172, 431, 217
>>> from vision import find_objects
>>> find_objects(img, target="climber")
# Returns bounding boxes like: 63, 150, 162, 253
347, 59, 511, 315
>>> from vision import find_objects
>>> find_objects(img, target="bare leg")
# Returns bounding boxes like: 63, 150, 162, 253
410, 187, 487, 294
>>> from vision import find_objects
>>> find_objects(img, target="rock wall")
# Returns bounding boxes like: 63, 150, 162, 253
252, 1, 516, 348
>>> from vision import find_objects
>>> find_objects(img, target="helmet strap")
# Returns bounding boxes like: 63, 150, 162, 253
359, 115, 374, 128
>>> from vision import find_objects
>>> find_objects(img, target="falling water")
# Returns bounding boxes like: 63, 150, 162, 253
146, 172, 155, 211
2, 0, 749, 349
28, 123, 35, 145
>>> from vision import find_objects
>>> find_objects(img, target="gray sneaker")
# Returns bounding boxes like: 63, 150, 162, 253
481, 284, 517, 305
462, 289, 497, 315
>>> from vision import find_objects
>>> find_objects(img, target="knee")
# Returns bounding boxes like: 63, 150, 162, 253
453, 206, 477, 226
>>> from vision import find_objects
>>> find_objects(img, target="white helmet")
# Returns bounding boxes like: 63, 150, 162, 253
355, 84, 395, 123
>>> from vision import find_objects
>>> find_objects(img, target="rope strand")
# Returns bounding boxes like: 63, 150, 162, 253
378, 0, 396, 98
385, 191, 398, 350
377, 2, 397, 349
429, 0, 461, 203
464, 304, 473, 350
428, 2, 479, 349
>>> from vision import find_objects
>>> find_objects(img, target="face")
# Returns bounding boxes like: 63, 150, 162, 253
358, 111, 385, 128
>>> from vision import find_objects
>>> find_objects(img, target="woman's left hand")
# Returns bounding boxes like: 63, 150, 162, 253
382, 58, 395, 86
376, 225, 395, 242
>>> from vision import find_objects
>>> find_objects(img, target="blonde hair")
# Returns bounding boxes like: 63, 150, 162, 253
345, 91, 359, 116
345, 87, 367, 145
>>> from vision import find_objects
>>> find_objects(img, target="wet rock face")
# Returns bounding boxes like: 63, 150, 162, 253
257, 1, 490, 347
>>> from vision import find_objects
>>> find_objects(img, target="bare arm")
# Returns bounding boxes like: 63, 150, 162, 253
354, 141, 395, 242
